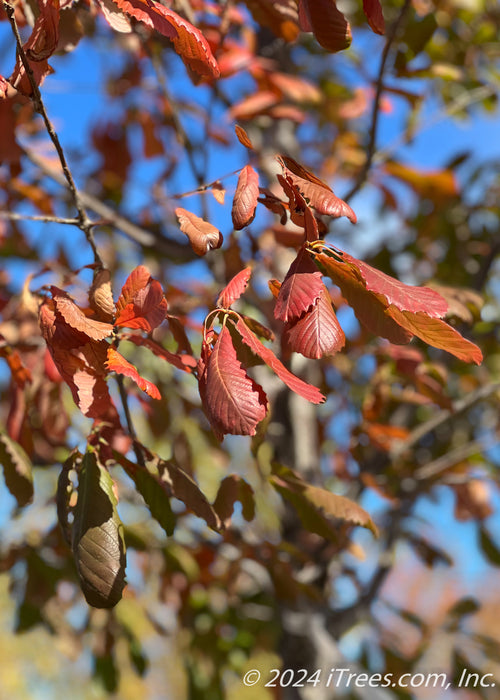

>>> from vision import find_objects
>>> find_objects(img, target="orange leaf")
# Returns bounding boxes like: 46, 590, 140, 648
383, 161, 458, 201
107, 0, 220, 78
123, 334, 197, 373
115, 266, 168, 332
384, 306, 483, 365
231, 165, 260, 230
235, 124, 254, 149
242, 0, 299, 41
106, 347, 161, 399
175, 207, 223, 256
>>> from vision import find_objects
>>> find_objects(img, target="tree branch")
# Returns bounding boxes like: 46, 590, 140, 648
344, 0, 412, 203
0, 211, 81, 225
3, 1, 102, 265
21, 147, 195, 261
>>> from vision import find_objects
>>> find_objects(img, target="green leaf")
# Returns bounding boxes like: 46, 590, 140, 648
114, 450, 177, 536
0, 429, 34, 507
479, 526, 500, 566
269, 465, 378, 540
72, 450, 127, 608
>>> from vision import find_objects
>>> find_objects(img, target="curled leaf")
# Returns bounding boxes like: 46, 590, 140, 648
72, 451, 127, 608
175, 207, 223, 256
50, 287, 113, 341
277, 157, 357, 223
232, 165, 260, 230
106, 0, 220, 78
213, 475, 255, 527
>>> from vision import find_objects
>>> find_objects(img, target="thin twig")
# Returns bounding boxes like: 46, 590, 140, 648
415, 431, 500, 480
3, 1, 102, 265
390, 381, 500, 460
344, 0, 412, 203
116, 375, 147, 468
22, 146, 195, 261
0, 211, 81, 225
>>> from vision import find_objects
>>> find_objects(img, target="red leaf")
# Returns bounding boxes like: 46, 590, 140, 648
284, 285, 345, 359
277, 157, 357, 223
8, 0, 58, 96
314, 251, 413, 344
275, 246, 324, 323
123, 333, 197, 373
175, 207, 223, 256
107, 0, 220, 78
231, 165, 260, 230
50, 287, 114, 341
384, 307, 483, 365
233, 318, 325, 404
299, 0, 352, 53
115, 266, 168, 332
342, 253, 449, 317
201, 326, 268, 439
363, 0, 385, 35
106, 347, 161, 399
217, 268, 252, 309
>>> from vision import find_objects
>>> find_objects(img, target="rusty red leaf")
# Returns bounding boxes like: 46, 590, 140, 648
107, 0, 220, 78
384, 307, 483, 365
363, 0, 385, 35
284, 285, 345, 359
8, 0, 59, 96
275, 246, 324, 322
233, 317, 325, 404
277, 157, 357, 223
200, 326, 268, 439
232, 165, 260, 230
217, 268, 252, 309
299, 0, 352, 53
